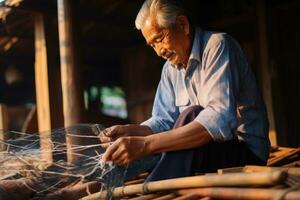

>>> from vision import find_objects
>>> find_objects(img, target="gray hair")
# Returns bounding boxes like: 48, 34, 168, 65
135, 0, 186, 30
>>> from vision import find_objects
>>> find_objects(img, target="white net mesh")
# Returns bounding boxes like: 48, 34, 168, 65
0, 124, 157, 199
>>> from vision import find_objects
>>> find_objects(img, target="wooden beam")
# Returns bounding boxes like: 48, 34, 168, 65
256, 0, 277, 146
0, 104, 8, 150
34, 13, 52, 163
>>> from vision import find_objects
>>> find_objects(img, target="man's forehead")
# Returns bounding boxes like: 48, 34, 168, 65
142, 18, 162, 42
144, 17, 154, 29
143, 18, 160, 33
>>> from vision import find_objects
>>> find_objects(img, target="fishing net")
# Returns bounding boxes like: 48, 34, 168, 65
0, 124, 158, 200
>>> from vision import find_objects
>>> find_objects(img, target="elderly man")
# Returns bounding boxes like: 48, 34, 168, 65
101, 0, 270, 181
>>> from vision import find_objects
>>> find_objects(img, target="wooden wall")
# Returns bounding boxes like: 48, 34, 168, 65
0, 0, 299, 148
122, 45, 163, 123
268, 2, 300, 147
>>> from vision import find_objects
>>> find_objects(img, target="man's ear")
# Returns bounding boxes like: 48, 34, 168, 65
175, 15, 190, 35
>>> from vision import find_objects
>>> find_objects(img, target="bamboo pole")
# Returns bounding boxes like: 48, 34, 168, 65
245, 165, 300, 175
129, 194, 163, 200
177, 187, 300, 200
80, 170, 287, 200
268, 147, 300, 166
218, 165, 300, 175
199, 197, 212, 200
152, 193, 177, 200
172, 194, 198, 200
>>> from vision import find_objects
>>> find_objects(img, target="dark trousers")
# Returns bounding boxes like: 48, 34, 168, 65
146, 105, 265, 182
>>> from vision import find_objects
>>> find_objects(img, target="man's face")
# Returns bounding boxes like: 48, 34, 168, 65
141, 16, 191, 66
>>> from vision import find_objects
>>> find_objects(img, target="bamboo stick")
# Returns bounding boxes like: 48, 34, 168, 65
128, 193, 176, 200
125, 172, 149, 186
80, 170, 287, 200
268, 147, 300, 166
282, 160, 300, 168
152, 193, 177, 200
218, 165, 300, 175
129, 193, 162, 200
124, 178, 145, 186
172, 193, 198, 200
199, 197, 212, 200
177, 187, 300, 200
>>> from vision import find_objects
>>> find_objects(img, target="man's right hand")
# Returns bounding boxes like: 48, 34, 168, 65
98, 124, 153, 144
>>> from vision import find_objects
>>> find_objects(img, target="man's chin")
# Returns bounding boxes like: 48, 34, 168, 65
169, 59, 181, 66
168, 56, 179, 65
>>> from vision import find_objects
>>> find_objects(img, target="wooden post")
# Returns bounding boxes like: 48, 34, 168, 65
0, 104, 8, 150
57, 0, 85, 163
34, 13, 53, 163
0, 104, 8, 131
57, 0, 84, 127
256, 0, 277, 146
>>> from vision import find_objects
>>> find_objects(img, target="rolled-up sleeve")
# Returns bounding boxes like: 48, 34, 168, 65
141, 64, 179, 133
195, 36, 238, 141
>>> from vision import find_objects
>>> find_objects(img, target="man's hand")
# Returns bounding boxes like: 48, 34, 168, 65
98, 124, 153, 143
102, 136, 150, 165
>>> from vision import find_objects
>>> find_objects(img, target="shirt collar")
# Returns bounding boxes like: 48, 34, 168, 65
189, 27, 201, 64
171, 27, 202, 70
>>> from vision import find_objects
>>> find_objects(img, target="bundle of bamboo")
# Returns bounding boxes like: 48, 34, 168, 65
80, 146, 300, 200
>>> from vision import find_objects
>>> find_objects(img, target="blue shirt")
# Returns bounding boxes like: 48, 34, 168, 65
142, 28, 270, 162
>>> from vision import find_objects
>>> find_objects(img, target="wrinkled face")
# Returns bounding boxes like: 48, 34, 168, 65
141, 16, 192, 66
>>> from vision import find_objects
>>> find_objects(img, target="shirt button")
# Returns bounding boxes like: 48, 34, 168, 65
186, 76, 190, 80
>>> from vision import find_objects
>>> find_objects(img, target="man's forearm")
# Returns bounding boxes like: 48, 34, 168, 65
131, 124, 154, 136
145, 121, 213, 154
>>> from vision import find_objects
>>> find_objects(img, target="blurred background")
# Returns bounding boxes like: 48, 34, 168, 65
0, 0, 299, 148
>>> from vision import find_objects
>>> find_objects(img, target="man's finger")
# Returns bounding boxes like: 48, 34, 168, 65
100, 142, 112, 149
99, 136, 112, 143
114, 154, 128, 165
99, 128, 110, 137
102, 141, 119, 162
111, 146, 125, 161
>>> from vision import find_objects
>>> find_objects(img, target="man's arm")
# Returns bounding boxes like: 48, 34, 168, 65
102, 121, 212, 164
145, 121, 213, 154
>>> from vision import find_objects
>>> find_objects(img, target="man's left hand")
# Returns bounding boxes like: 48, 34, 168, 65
102, 136, 150, 165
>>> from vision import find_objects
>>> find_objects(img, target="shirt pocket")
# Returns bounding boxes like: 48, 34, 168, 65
175, 91, 190, 112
